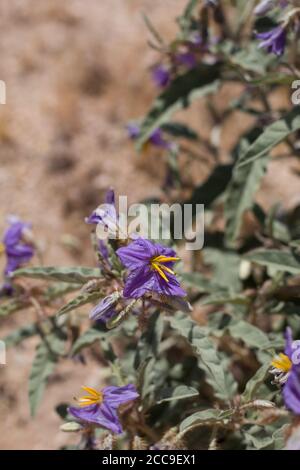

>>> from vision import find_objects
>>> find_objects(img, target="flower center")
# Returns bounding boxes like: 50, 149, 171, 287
0, 242, 5, 255
75, 386, 103, 407
150, 254, 180, 283
271, 353, 292, 373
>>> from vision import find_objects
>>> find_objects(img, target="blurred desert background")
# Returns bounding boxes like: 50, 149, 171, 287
0, 0, 300, 450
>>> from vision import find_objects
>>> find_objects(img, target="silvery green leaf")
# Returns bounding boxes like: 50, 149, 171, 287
180, 409, 233, 432
0, 299, 27, 317
203, 249, 242, 292
227, 321, 271, 350
71, 327, 112, 355
245, 249, 300, 274
29, 341, 57, 417
181, 272, 216, 293
57, 291, 102, 316
156, 385, 199, 404
241, 362, 270, 402
201, 292, 250, 306
169, 313, 237, 401
43, 283, 81, 302
225, 150, 269, 248
12, 266, 101, 284
237, 108, 300, 169
230, 43, 274, 74
243, 430, 274, 450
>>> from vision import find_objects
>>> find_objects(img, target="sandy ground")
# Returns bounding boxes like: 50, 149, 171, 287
0, 0, 300, 450
0, 0, 189, 450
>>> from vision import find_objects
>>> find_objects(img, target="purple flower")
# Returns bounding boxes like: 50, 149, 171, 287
127, 123, 141, 140
270, 328, 300, 415
68, 384, 139, 434
283, 364, 300, 415
282, 329, 300, 415
175, 52, 197, 69
149, 128, 173, 150
89, 292, 120, 322
151, 64, 171, 88
256, 25, 286, 56
127, 123, 173, 150
85, 189, 117, 234
116, 238, 186, 299
1, 218, 34, 277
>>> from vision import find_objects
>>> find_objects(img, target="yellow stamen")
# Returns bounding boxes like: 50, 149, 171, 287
271, 353, 292, 373
154, 255, 180, 263
152, 262, 169, 282
150, 254, 180, 283
75, 386, 103, 407
0, 242, 5, 255
159, 265, 175, 275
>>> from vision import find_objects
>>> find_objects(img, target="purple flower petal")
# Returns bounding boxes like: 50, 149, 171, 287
122, 265, 155, 298
117, 238, 157, 270
68, 383, 139, 434
86, 204, 117, 227
149, 128, 172, 149
283, 364, 300, 415
151, 64, 171, 88
103, 384, 139, 408
2, 219, 34, 276
90, 293, 119, 322
126, 123, 140, 140
285, 327, 293, 359
256, 26, 286, 56
105, 188, 115, 205
175, 52, 197, 69
68, 402, 123, 434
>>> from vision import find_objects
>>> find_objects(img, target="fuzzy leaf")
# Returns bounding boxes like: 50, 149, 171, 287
245, 249, 300, 274
237, 107, 300, 168
203, 249, 242, 292
0, 299, 28, 317
43, 283, 81, 302
12, 266, 101, 284
169, 313, 237, 402
241, 362, 270, 402
71, 327, 112, 355
181, 272, 215, 293
225, 151, 269, 247
201, 292, 250, 306
227, 321, 271, 350
57, 291, 102, 316
180, 409, 232, 432
28, 341, 57, 417
156, 385, 199, 404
